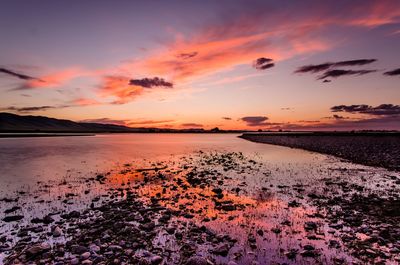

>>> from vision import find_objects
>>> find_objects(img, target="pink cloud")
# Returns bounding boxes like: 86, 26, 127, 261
22, 68, 87, 89
71, 98, 101, 106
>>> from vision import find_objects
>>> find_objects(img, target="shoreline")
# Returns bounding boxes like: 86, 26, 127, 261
239, 132, 400, 171
0, 133, 96, 138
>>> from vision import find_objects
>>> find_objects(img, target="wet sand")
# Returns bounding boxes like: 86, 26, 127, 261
240, 132, 400, 171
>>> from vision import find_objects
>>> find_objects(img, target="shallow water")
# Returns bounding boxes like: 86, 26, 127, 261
0, 134, 398, 264
0, 133, 329, 191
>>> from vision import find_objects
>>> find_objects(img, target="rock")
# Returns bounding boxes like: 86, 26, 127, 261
25, 242, 51, 257
212, 243, 230, 256
303, 245, 315, 251
150, 255, 163, 264
185, 256, 209, 265
304, 221, 318, 231
300, 245, 318, 258
285, 249, 298, 259
329, 240, 340, 248
52, 226, 63, 237
81, 252, 91, 259
4, 206, 21, 214
212, 188, 223, 194
288, 200, 301, 207
72, 245, 88, 254
300, 250, 318, 258
89, 244, 100, 253
108, 244, 123, 252
82, 260, 93, 265
221, 204, 236, 211
2, 215, 24, 222
271, 227, 281, 234
69, 211, 81, 219
248, 234, 256, 243
140, 222, 156, 231
70, 258, 79, 265
43, 215, 54, 224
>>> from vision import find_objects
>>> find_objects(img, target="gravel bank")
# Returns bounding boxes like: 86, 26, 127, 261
240, 132, 400, 171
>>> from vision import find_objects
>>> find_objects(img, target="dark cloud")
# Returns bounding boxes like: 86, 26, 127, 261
177, 52, 198, 59
297, 120, 320, 123
241, 116, 270, 126
0, 67, 42, 81
1, 105, 61, 113
129, 77, 173, 88
333, 114, 345, 119
331, 104, 400, 116
334, 59, 377, 67
317, 69, 376, 80
322, 79, 331, 83
128, 119, 174, 126
253, 57, 274, 70
294, 59, 377, 74
222, 117, 232, 120
181, 123, 203, 128
294, 63, 333, 73
383, 68, 400, 76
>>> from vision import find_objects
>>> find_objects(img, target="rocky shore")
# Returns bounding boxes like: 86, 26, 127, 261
1, 151, 399, 264
240, 132, 400, 171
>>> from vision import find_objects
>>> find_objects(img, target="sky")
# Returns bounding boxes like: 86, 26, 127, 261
0, 0, 399, 130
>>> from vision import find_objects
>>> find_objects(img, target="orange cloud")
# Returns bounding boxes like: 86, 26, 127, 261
99, 75, 144, 104
133, 1, 400, 85
72, 98, 101, 106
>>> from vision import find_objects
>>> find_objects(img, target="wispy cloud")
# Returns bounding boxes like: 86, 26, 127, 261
0, 105, 67, 113
128, 119, 174, 126
181, 123, 203, 128
295, 59, 377, 74
16, 68, 87, 90
0, 67, 42, 81
383, 68, 400, 76
80, 118, 129, 126
71, 98, 102, 106
317, 69, 377, 80
176, 52, 198, 59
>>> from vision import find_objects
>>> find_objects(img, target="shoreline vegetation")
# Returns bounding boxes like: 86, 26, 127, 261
240, 132, 400, 171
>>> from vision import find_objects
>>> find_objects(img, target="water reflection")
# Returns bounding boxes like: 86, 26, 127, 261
0, 134, 399, 264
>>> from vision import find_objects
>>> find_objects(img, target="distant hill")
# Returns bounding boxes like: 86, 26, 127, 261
0, 112, 137, 132
0, 112, 241, 133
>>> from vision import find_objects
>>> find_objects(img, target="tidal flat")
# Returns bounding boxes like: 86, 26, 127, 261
0, 134, 399, 264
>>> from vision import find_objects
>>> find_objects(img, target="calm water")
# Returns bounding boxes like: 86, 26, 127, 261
0, 133, 328, 191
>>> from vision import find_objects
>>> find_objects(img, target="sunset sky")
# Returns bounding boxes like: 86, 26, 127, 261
0, 0, 399, 130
